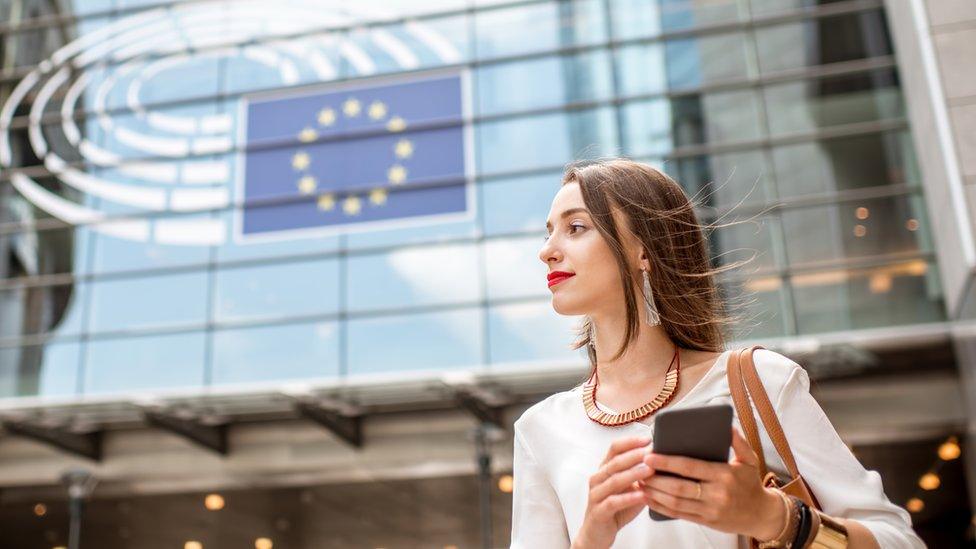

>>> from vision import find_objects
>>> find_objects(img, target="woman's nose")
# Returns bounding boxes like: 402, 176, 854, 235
539, 238, 560, 264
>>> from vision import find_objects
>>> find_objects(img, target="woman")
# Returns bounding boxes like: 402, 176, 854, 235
511, 159, 924, 548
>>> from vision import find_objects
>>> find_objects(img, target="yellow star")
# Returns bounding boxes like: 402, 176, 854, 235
343, 98, 361, 117
297, 175, 317, 195
343, 195, 362, 215
387, 164, 407, 185
387, 116, 406, 132
317, 108, 336, 126
292, 151, 310, 171
368, 101, 388, 120
369, 188, 388, 205
394, 139, 413, 159
298, 127, 317, 143
317, 193, 336, 211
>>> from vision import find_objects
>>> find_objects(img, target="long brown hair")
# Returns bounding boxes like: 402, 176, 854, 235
562, 158, 738, 378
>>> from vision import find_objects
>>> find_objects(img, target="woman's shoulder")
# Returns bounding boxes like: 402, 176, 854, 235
744, 347, 810, 402
513, 384, 586, 436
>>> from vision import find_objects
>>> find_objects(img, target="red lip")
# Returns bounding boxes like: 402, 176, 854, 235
547, 271, 575, 287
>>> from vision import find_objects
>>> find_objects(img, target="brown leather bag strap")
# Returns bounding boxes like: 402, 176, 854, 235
738, 345, 803, 479
727, 348, 769, 480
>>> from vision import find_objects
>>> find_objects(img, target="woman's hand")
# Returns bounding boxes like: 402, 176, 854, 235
573, 435, 656, 549
640, 427, 787, 541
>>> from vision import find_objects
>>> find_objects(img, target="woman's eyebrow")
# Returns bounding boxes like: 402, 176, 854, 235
545, 207, 589, 231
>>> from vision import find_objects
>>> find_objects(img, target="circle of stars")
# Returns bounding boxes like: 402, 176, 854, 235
290, 95, 413, 218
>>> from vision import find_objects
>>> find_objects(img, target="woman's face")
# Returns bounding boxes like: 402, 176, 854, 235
539, 182, 636, 317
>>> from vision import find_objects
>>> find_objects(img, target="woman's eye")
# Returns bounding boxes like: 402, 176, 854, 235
570, 224, 585, 233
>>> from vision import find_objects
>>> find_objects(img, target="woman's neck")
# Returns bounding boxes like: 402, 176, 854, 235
591, 315, 676, 388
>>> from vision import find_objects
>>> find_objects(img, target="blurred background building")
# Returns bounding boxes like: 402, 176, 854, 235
0, 0, 974, 547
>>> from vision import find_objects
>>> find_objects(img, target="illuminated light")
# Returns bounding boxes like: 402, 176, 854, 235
919, 472, 940, 491
34, 503, 47, 517
938, 437, 961, 461
255, 538, 273, 549
185, 542, 203, 549
906, 498, 924, 513
855, 207, 869, 220
868, 274, 892, 294
498, 474, 514, 493
744, 277, 782, 293
445, 545, 459, 549
853, 224, 867, 238
905, 261, 928, 276
906, 218, 919, 231
204, 494, 224, 511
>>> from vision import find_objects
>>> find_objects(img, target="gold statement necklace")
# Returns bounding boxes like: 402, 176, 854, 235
582, 348, 680, 427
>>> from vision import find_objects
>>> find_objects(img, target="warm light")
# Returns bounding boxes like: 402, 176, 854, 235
745, 277, 782, 293
906, 498, 924, 512
444, 546, 459, 549
185, 542, 203, 549
498, 474, 514, 493
255, 538, 273, 549
204, 494, 225, 511
853, 224, 867, 237
938, 437, 961, 461
906, 218, 919, 231
33, 503, 47, 517
919, 472, 940, 490
855, 207, 869, 220
869, 274, 892, 294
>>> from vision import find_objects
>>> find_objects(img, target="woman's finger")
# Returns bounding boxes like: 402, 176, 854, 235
645, 452, 724, 481
641, 474, 701, 500
591, 461, 654, 502
591, 441, 652, 487
645, 487, 706, 518
601, 436, 651, 463
730, 426, 757, 466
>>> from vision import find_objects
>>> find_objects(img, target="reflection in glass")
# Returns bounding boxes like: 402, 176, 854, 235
476, 51, 613, 116
488, 301, 582, 365
83, 332, 206, 394
474, 0, 605, 60
663, 149, 770, 208
485, 236, 551, 300
764, 68, 904, 135
708, 214, 780, 272
772, 131, 919, 198
214, 258, 340, 323
664, 32, 751, 90
0, 341, 80, 398
89, 271, 208, 333
791, 260, 944, 333
0, 282, 87, 339
610, 0, 746, 38
781, 194, 930, 267
211, 321, 340, 384
480, 172, 561, 236
347, 244, 481, 312
347, 308, 482, 375
719, 275, 787, 340
755, 9, 892, 74
477, 107, 617, 175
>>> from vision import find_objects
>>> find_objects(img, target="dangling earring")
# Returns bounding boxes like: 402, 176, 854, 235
588, 322, 596, 348
642, 269, 661, 326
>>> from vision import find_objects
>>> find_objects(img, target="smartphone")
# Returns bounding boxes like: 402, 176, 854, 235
647, 404, 733, 521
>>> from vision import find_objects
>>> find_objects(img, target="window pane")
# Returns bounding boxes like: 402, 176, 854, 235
617, 43, 668, 97
720, 275, 788, 340
0, 341, 80, 398
475, 0, 606, 60
709, 214, 781, 272
488, 301, 582, 365
664, 31, 752, 90
222, 34, 346, 96
610, 0, 747, 38
476, 51, 614, 116
214, 258, 340, 323
755, 10, 892, 74
212, 321, 340, 385
477, 107, 617, 175
773, 131, 919, 198
347, 308, 483, 375
0, 282, 87, 339
791, 260, 945, 333
480, 172, 561, 236
215, 210, 342, 262
485, 236, 550, 300
83, 332, 206, 395
89, 271, 208, 333
90, 217, 212, 274
781, 195, 931, 267
763, 68, 905, 136
663, 149, 771, 208
346, 244, 481, 312
0, 225, 90, 278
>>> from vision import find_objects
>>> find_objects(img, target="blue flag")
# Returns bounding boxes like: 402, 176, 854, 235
236, 71, 469, 239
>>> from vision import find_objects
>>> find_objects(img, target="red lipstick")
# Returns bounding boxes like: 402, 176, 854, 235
547, 271, 575, 288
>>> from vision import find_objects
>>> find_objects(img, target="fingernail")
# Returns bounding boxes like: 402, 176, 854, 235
635, 463, 649, 472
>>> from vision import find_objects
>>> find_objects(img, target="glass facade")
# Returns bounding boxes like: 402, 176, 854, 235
0, 0, 945, 400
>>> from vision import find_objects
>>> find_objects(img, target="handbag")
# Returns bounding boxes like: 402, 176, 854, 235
727, 346, 822, 548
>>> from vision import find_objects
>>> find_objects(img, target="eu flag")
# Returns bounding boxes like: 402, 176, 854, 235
236, 71, 469, 240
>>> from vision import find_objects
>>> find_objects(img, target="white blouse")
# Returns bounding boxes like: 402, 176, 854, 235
511, 349, 925, 549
